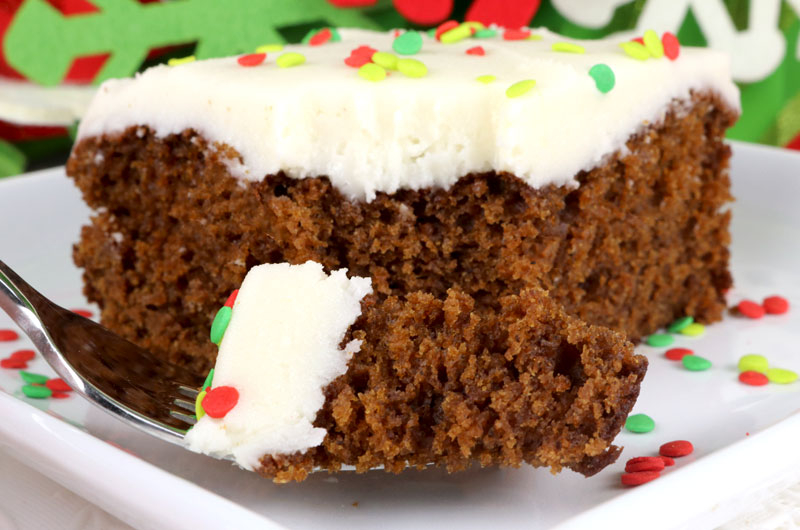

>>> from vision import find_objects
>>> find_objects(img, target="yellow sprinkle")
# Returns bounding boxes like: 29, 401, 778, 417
358, 62, 386, 82
372, 51, 398, 70
680, 322, 705, 337
527, 34, 543, 41
766, 368, 798, 384
476, 74, 496, 84
552, 42, 584, 53
643, 29, 664, 58
506, 79, 536, 98
397, 58, 427, 78
276, 52, 306, 68
619, 41, 650, 60
440, 24, 472, 44
167, 55, 195, 66
195, 389, 207, 419
256, 43, 284, 53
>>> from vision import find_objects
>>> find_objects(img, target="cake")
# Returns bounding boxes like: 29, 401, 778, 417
185, 262, 645, 483
65, 25, 739, 479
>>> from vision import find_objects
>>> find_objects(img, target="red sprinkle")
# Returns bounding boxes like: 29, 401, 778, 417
309, 28, 333, 46
659, 440, 694, 458
665, 347, 693, 361
202, 386, 240, 418
466, 46, 485, 56
631, 36, 645, 45
763, 295, 789, 315
0, 358, 27, 369
661, 456, 675, 466
46, 378, 72, 392
738, 300, 765, 319
739, 370, 769, 386
503, 28, 531, 41
435, 20, 459, 40
224, 289, 239, 308
625, 456, 665, 473
344, 54, 371, 67
621, 471, 660, 486
0, 329, 19, 342
10, 349, 36, 362
662, 32, 680, 60
352, 45, 378, 57
237, 53, 266, 67
51, 392, 70, 399
72, 309, 94, 318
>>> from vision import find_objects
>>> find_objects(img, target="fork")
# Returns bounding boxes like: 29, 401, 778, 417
0, 259, 204, 445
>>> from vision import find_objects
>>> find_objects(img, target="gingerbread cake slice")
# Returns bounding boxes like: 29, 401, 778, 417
185, 262, 646, 482
67, 27, 739, 375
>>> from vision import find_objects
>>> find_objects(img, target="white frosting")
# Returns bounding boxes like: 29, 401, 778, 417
184, 261, 372, 470
77, 28, 739, 202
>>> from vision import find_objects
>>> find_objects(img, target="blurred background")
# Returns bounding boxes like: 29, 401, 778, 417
1, 0, 798, 177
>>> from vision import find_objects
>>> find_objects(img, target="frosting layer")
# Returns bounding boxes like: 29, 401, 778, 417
184, 262, 372, 469
77, 28, 739, 201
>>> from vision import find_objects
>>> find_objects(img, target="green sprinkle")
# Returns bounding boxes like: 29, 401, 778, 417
202, 368, 215, 390
22, 384, 52, 399
427, 28, 437, 38
625, 413, 655, 433
552, 42, 585, 54
643, 29, 664, 58
397, 58, 427, 78
276, 52, 305, 68
330, 28, 342, 42
440, 24, 472, 44
738, 354, 768, 373
20, 371, 48, 384
476, 74, 496, 84
766, 368, 798, 384
195, 389, 207, 419
588, 63, 615, 93
167, 56, 195, 67
256, 44, 283, 53
680, 323, 705, 337
667, 316, 694, 333
682, 354, 712, 371
474, 28, 497, 39
619, 41, 650, 60
646, 333, 674, 347
393, 30, 423, 55
371, 51, 398, 70
358, 63, 386, 82
505, 79, 536, 98
301, 28, 317, 45
210, 306, 232, 345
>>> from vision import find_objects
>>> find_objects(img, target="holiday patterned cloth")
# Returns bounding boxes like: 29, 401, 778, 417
0, 0, 798, 177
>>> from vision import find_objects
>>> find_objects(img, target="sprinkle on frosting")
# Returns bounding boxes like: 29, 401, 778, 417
358, 62, 386, 81
662, 32, 680, 60
503, 28, 531, 40
167, 56, 195, 67
474, 28, 497, 39
237, 53, 266, 67
210, 306, 232, 345
619, 41, 650, 60
476, 74, 496, 84
552, 42, 585, 54
506, 79, 536, 98
393, 30, 423, 55
397, 58, 427, 78
256, 44, 283, 53
201, 386, 239, 418
371, 51, 398, 70
466, 46, 485, 56
642, 30, 663, 59
440, 24, 472, 44
588, 63, 615, 93
276, 52, 305, 68
435, 20, 459, 40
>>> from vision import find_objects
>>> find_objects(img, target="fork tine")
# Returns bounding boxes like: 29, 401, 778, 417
170, 410, 197, 425
174, 398, 196, 412
178, 385, 200, 399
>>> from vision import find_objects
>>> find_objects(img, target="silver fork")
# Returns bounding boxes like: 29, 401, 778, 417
0, 259, 204, 445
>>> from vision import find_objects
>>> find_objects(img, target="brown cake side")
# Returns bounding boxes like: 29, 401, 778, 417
256, 287, 646, 483
66, 91, 736, 373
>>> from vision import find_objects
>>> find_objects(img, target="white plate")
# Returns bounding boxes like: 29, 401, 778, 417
1, 141, 799, 530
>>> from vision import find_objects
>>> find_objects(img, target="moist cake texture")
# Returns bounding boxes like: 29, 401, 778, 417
66, 26, 739, 479
187, 263, 646, 483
